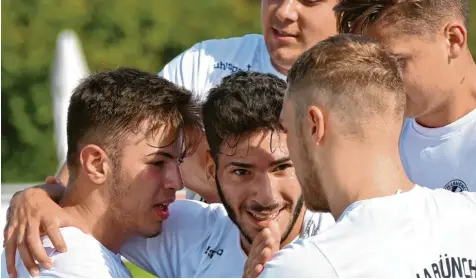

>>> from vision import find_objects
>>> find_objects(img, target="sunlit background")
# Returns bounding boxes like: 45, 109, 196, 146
1, 0, 475, 277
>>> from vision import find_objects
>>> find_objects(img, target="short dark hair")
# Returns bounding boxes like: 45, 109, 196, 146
202, 71, 286, 162
66, 67, 202, 176
287, 34, 406, 138
335, 0, 469, 37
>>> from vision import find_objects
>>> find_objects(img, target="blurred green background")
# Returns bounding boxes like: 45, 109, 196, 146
1, 0, 476, 183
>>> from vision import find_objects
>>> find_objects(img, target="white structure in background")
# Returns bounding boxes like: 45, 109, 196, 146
1, 31, 89, 244
51, 30, 90, 165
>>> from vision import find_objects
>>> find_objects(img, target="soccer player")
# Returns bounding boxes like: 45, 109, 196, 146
44, 0, 340, 203
245, 34, 476, 278
1, 68, 203, 277
3, 72, 335, 278
157, 0, 339, 202
335, 0, 476, 192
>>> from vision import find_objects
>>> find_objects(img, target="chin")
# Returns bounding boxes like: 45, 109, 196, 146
137, 225, 163, 238
269, 48, 299, 70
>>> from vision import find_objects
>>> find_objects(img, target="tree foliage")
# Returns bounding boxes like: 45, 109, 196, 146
1, 0, 261, 182
1, 0, 475, 182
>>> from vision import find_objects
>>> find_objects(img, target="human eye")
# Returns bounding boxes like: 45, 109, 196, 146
273, 163, 294, 172
150, 160, 165, 167
232, 169, 251, 176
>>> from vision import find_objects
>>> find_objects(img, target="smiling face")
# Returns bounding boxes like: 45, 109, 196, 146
261, 0, 338, 74
206, 130, 304, 246
109, 122, 185, 238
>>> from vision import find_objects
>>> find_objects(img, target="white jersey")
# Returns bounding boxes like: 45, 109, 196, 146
120, 200, 335, 278
159, 34, 284, 101
159, 34, 284, 202
258, 186, 476, 278
1, 227, 131, 278
400, 109, 476, 192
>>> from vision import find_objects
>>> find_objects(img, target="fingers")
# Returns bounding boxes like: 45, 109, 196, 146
4, 225, 18, 278
43, 220, 67, 253
27, 221, 52, 268
44, 176, 58, 185
17, 234, 39, 277
244, 227, 280, 278
253, 263, 264, 277
243, 220, 283, 278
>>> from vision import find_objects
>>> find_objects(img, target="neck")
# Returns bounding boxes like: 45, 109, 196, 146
321, 139, 414, 220
240, 207, 306, 255
416, 56, 476, 128
270, 58, 289, 76
60, 182, 130, 253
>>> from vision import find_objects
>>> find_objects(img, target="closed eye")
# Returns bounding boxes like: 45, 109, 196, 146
150, 161, 165, 167
273, 163, 293, 172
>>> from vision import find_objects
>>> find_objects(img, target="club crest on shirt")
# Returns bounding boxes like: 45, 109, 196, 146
443, 179, 469, 192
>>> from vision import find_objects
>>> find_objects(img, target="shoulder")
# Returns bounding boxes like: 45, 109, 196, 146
167, 199, 228, 228
126, 200, 229, 250
178, 34, 264, 60
40, 227, 128, 277
301, 210, 336, 238
160, 34, 264, 76
259, 237, 337, 278
194, 34, 264, 55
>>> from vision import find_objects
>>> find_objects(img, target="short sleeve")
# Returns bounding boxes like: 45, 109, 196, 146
1, 240, 118, 278
258, 239, 338, 278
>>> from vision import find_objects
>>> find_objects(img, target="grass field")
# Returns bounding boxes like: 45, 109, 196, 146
125, 261, 155, 278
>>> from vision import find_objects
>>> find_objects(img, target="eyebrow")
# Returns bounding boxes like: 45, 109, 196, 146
146, 150, 175, 159
225, 157, 291, 169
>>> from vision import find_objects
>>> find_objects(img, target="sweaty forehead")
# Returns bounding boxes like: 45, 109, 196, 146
218, 131, 289, 161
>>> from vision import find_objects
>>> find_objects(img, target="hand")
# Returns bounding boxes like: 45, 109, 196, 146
3, 176, 72, 278
243, 221, 281, 278
181, 134, 221, 203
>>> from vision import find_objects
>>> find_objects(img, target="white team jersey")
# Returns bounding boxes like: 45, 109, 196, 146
120, 200, 335, 278
1, 227, 131, 278
400, 109, 476, 192
258, 185, 476, 278
159, 34, 284, 202
159, 34, 284, 101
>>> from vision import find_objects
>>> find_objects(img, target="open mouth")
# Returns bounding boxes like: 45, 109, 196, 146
153, 200, 174, 220
155, 203, 169, 211
246, 207, 284, 226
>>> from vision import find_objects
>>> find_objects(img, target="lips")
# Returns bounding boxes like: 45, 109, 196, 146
249, 210, 281, 221
246, 207, 284, 227
153, 199, 174, 220
272, 27, 298, 38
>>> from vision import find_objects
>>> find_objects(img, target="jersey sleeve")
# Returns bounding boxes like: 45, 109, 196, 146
1, 241, 117, 278
119, 200, 219, 277
158, 42, 208, 99
258, 239, 338, 278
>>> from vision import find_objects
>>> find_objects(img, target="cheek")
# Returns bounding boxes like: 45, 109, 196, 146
300, 7, 337, 43
130, 166, 162, 200
281, 177, 302, 199
261, 1, 273, 30
219, 175, 248, 205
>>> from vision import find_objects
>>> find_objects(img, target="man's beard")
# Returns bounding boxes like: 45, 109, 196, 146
295, 143, 330, 213
215, 174, 304, 246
